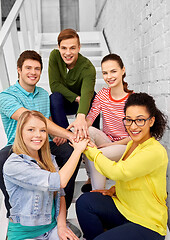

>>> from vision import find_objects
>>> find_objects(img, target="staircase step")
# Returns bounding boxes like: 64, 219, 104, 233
41, 42, 101, 50
40, 48, 103, 58
42, 56, 102, 72
41, 32, 101, 45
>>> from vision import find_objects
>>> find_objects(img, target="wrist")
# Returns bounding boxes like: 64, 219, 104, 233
77, 113, 86, 120
67, 130, 74, 140
75, 96, 80, 103
57, 222, 67, 228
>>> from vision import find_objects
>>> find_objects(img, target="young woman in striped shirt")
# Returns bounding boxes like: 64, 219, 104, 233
82, 53, 133, 190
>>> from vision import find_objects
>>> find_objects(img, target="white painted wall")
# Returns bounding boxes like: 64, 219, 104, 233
41, 0, 60, 33
95, 0, 170, 227
79, 0, 96, 31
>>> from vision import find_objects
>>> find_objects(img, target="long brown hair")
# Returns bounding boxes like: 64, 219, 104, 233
13, 110, 56, 172
101, 53, 133, 94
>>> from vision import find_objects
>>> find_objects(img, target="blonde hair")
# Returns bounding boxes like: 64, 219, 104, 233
13, 110, 56, 172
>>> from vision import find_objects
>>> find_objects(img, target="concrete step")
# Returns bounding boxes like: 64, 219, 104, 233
42, 56, 102, 72
41, 42, 101, 50
41, 32, 102, 45
40, 48, 103, 58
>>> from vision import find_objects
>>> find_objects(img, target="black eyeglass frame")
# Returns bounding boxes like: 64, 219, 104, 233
122, 116, 152, 127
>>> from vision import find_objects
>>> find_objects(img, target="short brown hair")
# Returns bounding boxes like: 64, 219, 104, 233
58, 28, 80, 46
17, 50, 43, 71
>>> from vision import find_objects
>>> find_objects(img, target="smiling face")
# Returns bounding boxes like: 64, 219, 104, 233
125, 105, 155, 145
101, 60, 125, 88
17, 59, 41, 92
22, 116, 47, 158
58, 37, 80, 69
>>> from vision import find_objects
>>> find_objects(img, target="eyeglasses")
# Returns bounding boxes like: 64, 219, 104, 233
122, 117, 151, 127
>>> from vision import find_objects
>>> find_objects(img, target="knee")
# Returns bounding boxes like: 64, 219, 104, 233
88, 126, 96, 139
76, 192, 91, 213
50, 92, 64, 108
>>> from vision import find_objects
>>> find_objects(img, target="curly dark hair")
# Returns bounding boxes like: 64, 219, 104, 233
124, 92, 167, 140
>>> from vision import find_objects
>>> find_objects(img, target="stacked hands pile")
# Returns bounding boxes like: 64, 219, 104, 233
0, 28, 168, 240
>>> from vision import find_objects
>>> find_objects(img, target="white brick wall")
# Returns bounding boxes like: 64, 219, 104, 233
95, 0, 170, 225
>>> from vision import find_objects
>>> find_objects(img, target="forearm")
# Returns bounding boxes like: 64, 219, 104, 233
86, 117, 93, 127
59, 149, 82, 188
77, 92, 94, 115
46, 117, 74, 140
57, 196, 67, 227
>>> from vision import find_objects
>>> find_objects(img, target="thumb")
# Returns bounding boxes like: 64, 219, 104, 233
67, 123, 73, 130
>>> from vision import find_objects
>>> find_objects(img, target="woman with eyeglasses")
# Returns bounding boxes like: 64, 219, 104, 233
76, 92, 168, 240
82, 53, 133, 192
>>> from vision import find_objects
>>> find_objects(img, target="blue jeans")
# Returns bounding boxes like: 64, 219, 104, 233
50, 92, 100, 129
0, 141, 80, 217
76, 192, 165, 240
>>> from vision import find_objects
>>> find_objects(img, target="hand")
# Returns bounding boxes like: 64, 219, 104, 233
53, 136, 67, 146
91, 186, 116, 197
88, 140, 96, 148
75, 96, 80, 103
71, 138, 90, 153
58, 225, 79, 240
67, 113, 89, 141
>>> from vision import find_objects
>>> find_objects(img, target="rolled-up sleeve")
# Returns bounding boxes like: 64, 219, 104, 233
3, 155, 61, 192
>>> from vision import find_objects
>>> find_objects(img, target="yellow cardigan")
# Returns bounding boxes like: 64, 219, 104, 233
84, 137, 168, 236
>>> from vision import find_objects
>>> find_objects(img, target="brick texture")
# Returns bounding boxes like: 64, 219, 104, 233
95, 0, 170, 226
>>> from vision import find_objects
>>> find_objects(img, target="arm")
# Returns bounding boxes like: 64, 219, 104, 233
84, 143, 167, 182
67, 66, 96, 139
59, 139, 89, 188
68, 89, 101, 140
3, 155, 61, 192
57, 196, 79, 240
4, 139, 89, 191
11, 107, 74, 141
48, 49, 77, 102
77, 66, 96, 115
86, 93, 101, 126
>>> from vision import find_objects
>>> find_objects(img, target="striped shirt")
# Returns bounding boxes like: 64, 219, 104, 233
87, 87, 129, 141
0, 81, 51, 146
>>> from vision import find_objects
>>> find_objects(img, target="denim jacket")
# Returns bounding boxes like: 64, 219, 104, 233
3, 153, 65, 226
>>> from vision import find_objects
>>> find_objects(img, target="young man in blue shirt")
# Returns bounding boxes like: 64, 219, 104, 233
0, 50, 81, 237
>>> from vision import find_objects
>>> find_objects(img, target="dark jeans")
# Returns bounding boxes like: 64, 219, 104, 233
76, 192, 165, 240
50, 92, 100, 129
0, 145, 13, 217
0, 141, 81, 217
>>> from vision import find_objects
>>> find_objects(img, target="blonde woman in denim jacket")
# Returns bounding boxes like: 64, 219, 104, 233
3, 110, 89, 240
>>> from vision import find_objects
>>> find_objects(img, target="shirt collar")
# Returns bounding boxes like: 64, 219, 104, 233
15, 81, 39, 97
